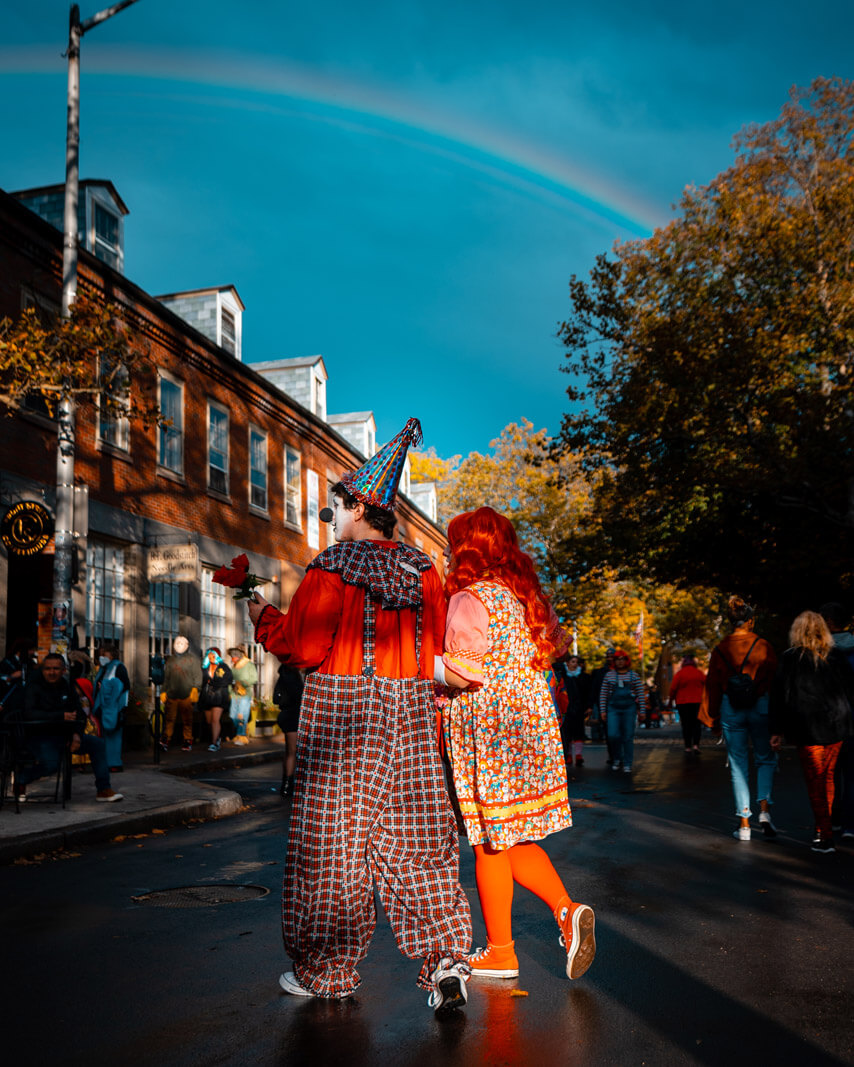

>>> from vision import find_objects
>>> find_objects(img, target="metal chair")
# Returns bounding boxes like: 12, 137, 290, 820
1, 711, 72, 813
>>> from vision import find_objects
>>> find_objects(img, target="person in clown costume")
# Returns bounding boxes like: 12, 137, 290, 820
248, 417, 472, 1013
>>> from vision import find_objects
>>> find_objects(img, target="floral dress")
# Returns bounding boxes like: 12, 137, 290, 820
443, 580, 572, 850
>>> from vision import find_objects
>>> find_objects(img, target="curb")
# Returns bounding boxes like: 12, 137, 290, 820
0, 753, 285, 865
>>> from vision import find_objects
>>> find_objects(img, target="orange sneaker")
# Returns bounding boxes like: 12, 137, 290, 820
554, 897, 596, 979
467, 941, 519, 978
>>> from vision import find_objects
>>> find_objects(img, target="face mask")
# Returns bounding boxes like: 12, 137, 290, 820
99, 656, 110, 667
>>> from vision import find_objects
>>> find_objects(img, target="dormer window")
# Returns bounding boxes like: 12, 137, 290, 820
93, 202, 121, 269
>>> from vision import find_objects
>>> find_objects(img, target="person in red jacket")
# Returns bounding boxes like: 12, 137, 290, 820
669, 653, 707, 758
247, 418, 472, 1015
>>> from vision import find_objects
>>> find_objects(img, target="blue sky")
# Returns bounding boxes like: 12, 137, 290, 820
2, 1, 852, 458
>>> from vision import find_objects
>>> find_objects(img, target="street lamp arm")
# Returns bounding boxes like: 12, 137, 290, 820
80, 0, 141, 35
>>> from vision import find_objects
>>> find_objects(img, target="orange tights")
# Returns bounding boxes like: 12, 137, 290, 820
473, 841, 570, 945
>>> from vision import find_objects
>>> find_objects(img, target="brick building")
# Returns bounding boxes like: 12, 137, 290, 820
0, 182, 446, 699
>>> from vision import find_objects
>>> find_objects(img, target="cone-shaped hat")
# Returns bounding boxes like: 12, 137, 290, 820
339, 417, 422, 512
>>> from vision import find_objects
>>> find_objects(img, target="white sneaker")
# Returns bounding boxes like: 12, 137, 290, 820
278, 972, 314, 997
622, 765, 632, 773
427, 957, 470, 1013
733, 826, 751, 841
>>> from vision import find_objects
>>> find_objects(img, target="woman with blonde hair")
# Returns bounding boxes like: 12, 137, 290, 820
770, 611, 854, 853
441, 507, 595, 983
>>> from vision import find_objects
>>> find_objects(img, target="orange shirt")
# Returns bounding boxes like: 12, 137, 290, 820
699, 629, 777, 727
254, 551, 446, 680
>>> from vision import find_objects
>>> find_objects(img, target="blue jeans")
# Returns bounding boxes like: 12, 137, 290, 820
21, 732, 111, 792
606, 707, 637, 767
720, 695, 776, 817
231, 693, 251, 736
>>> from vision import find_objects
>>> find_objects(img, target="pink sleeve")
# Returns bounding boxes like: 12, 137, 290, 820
443, 590, 489, 684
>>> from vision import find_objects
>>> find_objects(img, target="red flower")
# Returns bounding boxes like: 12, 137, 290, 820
213, 554, 260, 599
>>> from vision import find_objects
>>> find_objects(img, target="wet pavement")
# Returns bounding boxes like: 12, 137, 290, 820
1, 728, 853, 1066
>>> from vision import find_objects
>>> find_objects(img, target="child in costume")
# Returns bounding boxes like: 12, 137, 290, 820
440, 507, 596, 982
248, 417, 472, 1013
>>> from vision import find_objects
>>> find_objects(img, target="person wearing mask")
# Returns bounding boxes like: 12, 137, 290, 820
199, 648, 232, 752
669, 653, 707, 758
599, 649, 645, 774
441, 506, 595, 985
227, 647, 257, 745
770, 611, 854, 853
559, 655, 591, 767
160, 636, 202, 752
93, 644, 130, 772
19, 653, 122, 802
819, 603, 854, 840
700, 596, 778, 841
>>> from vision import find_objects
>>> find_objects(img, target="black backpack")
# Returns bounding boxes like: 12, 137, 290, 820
716, 638, 761, 710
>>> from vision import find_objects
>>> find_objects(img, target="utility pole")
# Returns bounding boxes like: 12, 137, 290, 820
53, 0, 140, 653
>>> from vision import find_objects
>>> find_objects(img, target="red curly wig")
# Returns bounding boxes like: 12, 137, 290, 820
445, 507, 557, 670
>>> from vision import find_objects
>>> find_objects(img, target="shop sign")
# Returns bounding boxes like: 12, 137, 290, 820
148, 544, 199, 583
1, 501, 53, 556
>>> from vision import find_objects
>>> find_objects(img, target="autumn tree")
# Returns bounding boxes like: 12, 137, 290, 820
414, 419, 596, 584
0, 292, 158, 424
557, 77, 854, 615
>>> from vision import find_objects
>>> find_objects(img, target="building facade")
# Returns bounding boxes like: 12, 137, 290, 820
0, 184, 445, 699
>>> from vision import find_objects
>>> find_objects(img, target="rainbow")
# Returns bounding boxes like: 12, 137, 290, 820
1, 45, 662, 236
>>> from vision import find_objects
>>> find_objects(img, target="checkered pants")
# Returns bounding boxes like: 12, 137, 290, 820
283, 671, 472, 996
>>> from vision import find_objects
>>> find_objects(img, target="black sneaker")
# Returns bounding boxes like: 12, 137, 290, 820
181, 741, 192, 752
811, 839, 835, 853
159, 740, 169, 753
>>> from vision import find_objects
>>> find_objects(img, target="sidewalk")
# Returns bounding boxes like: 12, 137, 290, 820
0, 735, 285, 864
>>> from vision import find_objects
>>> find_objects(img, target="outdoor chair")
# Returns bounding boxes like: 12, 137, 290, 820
0, 711, 72, 813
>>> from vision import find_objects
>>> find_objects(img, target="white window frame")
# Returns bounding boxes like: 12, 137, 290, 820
249, 425, 268, 512
158, 372, 184, 474
207, 401, 229, 495
97, 357, 130, 451
285, 447, 302, 527
201, 569, 227, 654
92, 200, 122, 270
86, 541, 126, 648
306, 469, 320, 549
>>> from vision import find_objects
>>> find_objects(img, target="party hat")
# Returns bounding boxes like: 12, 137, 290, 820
339, 417, 423, 512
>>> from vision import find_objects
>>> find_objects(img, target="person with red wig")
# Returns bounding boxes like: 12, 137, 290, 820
598, 649, 645, 773
440, 506, 596, 983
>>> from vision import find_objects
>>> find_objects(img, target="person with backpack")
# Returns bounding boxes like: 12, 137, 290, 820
769, 611, 854, 853
599, 648, 645, 774
699, 597, 778, 841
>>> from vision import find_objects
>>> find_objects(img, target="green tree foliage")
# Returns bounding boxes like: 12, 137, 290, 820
557, 77, 854, 614
0, 293, 158, 424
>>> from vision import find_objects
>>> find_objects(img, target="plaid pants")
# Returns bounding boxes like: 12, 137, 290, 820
283, 670, 472, 996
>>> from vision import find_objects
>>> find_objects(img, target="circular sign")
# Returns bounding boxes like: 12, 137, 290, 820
1, 501, 54, 556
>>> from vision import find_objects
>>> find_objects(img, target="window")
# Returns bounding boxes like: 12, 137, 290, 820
201, 569, 227, 653
159, 376, 183, 473
86, 542, 126, 648
221, 307, 236, 356
307, 470, 319, 549
150, 580, 179, 659
285, 448, 301, 526
250, 428, 267, 510
208, 404, 229, 494
98, 358, 129, 450
93, 202, 121, 269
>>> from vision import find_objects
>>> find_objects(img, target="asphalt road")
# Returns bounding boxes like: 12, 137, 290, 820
2, 732, 852, 1067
